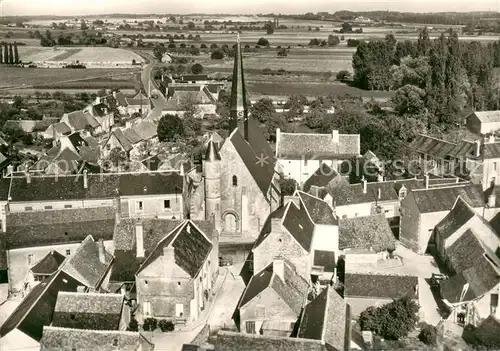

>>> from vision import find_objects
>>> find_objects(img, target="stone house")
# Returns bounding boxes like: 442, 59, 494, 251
162, 85, 217, 119
39, 326, 154, 351
59, 111, 101, 136
0, 235, 114, 350
399, 182, 485, 254
344, 273, 419, 317
27, 250, 66, 287
275, 128, 360, 186
42, 122, 72, 140
135, 220, 217, 324
302, 163, 349, 195
83, 100, 115, 134
126, 92, 150, 116
466, 110, 500, 135
235, 259, 309, 336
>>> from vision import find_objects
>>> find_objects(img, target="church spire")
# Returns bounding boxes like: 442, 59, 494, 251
205, 134, 221, 161
230, 33, 249, 141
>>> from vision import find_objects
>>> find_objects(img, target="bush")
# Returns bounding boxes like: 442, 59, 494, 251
211, 49, 224, 60
159, 319, 175, 332
336, 70, 351, 81
143, 317, 158, 332
418, 323, 437, 345
200, 43, 207, 48
127, 318, 139, 332
191, 63, 204, 74
257, 37, 269, 46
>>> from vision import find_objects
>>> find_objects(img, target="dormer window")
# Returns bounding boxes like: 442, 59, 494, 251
232, 175, 238, 187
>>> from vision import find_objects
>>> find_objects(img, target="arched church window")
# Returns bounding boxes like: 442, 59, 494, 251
232, 175, 238, 186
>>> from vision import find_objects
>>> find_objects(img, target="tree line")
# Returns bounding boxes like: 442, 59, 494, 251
352, 28, 500, 130
0, 42, 20, 64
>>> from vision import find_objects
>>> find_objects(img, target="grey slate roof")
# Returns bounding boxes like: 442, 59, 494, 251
483, 143, 500, 159
446, 229, 486, 274
6, 207, 116, 249
296, 191, 338, 226
40, 326, 154, 351
4, 171, 184, 202
298, 286, 348, 351
302, 163, 345, 193
282, 201, 315, 252
31, 250, 66, 275
64, 111, 100, 131
229, 117, 276, 196
434, 196, 477, 240
251, 206, 288, 250
137, 220, 212, 278
110, 129, 133, 153
344, 273, 418, 299
411, 184, 484, 213
52, 292, 124, 330
473, 315, 500, 348
277, 132, 360, 159
339, 214, 395, 252
409, 134, 456, 159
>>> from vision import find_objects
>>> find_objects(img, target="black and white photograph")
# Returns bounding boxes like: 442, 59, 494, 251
0, 0, 499, 349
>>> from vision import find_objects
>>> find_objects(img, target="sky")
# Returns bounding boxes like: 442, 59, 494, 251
1, 0, 499, 16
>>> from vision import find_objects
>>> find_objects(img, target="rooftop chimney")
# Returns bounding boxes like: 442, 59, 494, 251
26, 172, 31, 184
113, 91, 117, 98
98, 239, 106, 264
332, 130, 339, 143
6, 165, 13, 177
489, 135, 496, 144
425, 174, 430, 189
273, 258, 285, 281
377, 188, 382, 200
77, 285, 86, 293
135, 223, 144, 258
83, 170, 88, 189
488, 191, 497, 208
377, 173, 384, 182
475, 140, 481, 158
362, 177, 367, 194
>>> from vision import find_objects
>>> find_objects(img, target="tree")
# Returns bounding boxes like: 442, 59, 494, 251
153, 43, 167, 62
257, 37, 269, 47
336, 70, 351, 81
108, 147, 128, 167
418, 323, 437, 345
187, 22, 195, 30
157, 114, 184, 142
341, 22, 352, 33
143, 317, 158, 332
392, 84, 427, 116
328, 35, 340, 46
306, 106, 327, 129
279, 177, 297, 196
277, 48, 288, 57
127, 318, 139, 332
191, 63, 204, 74
13, 42, 19, 63
8, 44, 13, 64
265, 22, 274, 35
159, 320, 175, 332
211, 49, 224, 60
250, 98, 275, 123
0, 44, 2, 63
80, 19, 88, 30
359, 296, 419, 340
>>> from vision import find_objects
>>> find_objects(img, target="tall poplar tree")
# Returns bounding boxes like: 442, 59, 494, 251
3, 43, 8, 64
13, 42, 19, 63
8, 43, 14, 64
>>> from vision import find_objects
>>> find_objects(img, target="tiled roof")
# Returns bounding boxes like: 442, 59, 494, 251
327, 183, 369, 206
446, 229, 486, 274
409, 134, 456, 159
472, 110, 500, 123
215, 330, 325, 351
114, 92, 128, 107
344, 273, 418, 299
298, 286, 348, 351
239, 261, 308, 315
35, 118, 60, 132
53, 122, 72, 135
110, 250, 143, 283
52, 292, 123, 330
473, 315, 500, 348
180, 74, 209, 81
447, 139, 476, 158
302, 163, 345, 193
0, 270, 82, 341
109, 129, 133, 153
129, 121, 157, 141
123, 128, 142, 144
277, 132, 360, 159
229, 118, 276, 196
339, 214, 395, 252
137, 220, 212, 278
6, 207, 116, 249
4, 171, 184, 202
483, 143, 500, 159
296, 191, 338, 226
282, 201, 315, 252
62, 235, 113, 289
434, 196, 477, 240
440, 273, 475, 303
64, 111, 100, 131
40, 326, 154, 351
411, 184, 484, 213
30, 250, 66, 275
463, 256, 500, 298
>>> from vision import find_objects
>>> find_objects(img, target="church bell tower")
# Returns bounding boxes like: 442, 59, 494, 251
203, 135, 222, 233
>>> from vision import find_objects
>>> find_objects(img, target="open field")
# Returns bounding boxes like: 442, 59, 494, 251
17, 46, 145, 65
0, 66, 139, 90
0, 88, 136, 97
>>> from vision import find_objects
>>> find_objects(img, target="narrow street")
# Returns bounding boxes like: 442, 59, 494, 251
140, 59, 166, 120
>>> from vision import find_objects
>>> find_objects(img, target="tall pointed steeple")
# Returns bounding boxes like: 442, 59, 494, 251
230, 33, 249, 141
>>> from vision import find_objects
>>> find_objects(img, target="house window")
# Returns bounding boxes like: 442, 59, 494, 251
136, 201, 143, 211
143, 301, 151, 316
245, 321, 256, 334
24, 206, 33, 211
164, 200, 171, 209
28, 254, 33, 265
106, 144, 111, 151
175, 303, 184, 318
232, 175, 238, 187
491, 294, 499, 314
399, 190, 407, 201
34, 275, 44, 282
66, 250, 71, 256
113, 338, 118, 347
44, 205, 53, 210
64, 204, 72, 209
